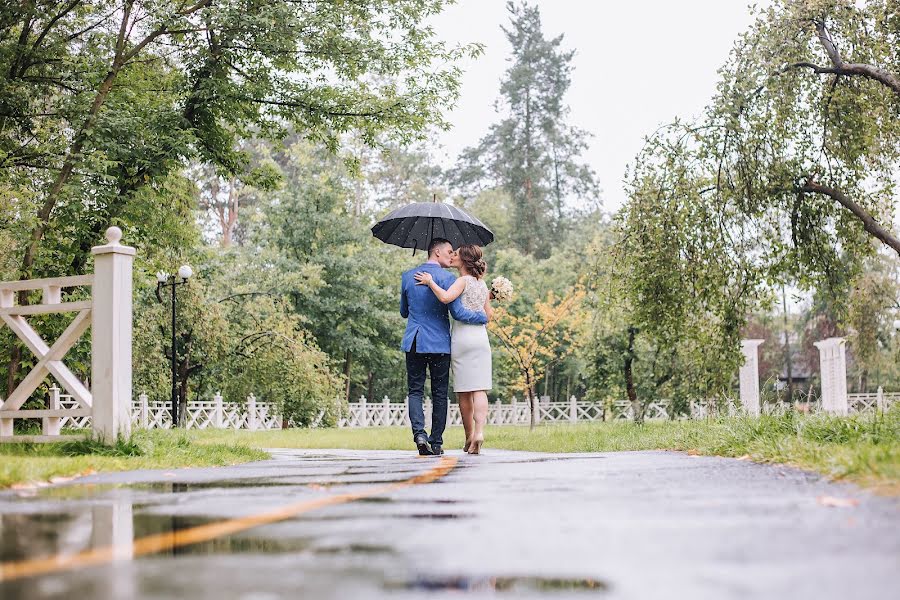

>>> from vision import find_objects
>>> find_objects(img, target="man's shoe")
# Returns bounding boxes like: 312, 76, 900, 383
430, 444, 444, 456
414, 434, 433, 456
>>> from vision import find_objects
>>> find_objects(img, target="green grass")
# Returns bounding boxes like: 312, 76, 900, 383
0, 429, 267, 489
190, 408, 900, 493
3, 410, 897, 493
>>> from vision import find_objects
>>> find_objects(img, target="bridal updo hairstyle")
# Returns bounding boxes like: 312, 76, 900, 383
458, 244, 486, 279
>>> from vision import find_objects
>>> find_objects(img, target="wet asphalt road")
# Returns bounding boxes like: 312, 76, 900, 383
0, 448, 898, 599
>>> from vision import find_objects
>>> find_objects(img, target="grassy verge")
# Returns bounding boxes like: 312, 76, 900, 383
0, 430, 267, 489
3, 410, 897, 493
190, 408, 900, 493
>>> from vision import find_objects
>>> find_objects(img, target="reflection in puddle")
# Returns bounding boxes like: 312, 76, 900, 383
387, 575, 609, 593
132, 513, 314, 555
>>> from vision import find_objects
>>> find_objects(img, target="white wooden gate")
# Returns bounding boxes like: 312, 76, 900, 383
0, 227, 134, 443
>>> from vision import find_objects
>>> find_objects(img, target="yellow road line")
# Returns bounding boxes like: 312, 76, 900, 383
0, 456, 458, 583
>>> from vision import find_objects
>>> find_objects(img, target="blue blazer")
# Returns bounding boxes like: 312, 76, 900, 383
400, 262, 488, 354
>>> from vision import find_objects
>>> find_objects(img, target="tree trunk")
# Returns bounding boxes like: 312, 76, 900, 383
526, 371, 536, 430
367, 371, 375, 403
6, 344, 20, 398
800, 181, 900, 256
343, 351, 352, 403
624, 326, 641, 424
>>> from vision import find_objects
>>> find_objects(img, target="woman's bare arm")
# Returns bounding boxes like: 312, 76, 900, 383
483, 294, 494, 322
414, 272, 467, 304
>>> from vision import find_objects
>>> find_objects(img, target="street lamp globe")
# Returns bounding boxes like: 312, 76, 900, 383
177, 265, 193, 280
156, 271, 169, 283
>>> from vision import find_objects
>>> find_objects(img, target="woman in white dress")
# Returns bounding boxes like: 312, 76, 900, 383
414, 244, 493, 454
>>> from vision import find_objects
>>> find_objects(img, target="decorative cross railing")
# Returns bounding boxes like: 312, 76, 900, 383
335, 392, 897, 428
0, 227, 134, 443
56, 392, 283, 431
43, 389, 899, 432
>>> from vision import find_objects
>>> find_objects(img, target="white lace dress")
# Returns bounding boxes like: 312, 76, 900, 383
451, 276, 492, 392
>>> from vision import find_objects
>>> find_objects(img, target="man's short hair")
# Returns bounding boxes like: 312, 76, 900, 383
428, 237, 452, 255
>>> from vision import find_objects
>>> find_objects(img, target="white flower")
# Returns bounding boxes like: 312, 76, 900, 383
490, 276, 514, 301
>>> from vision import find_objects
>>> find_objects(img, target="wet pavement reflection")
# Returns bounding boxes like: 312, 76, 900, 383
0, 449, 898, 599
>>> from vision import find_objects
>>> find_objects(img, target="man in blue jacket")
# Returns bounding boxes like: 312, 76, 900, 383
400, 238, 488, 456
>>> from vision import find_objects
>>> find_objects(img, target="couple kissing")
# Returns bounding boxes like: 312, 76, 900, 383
399, 238, 494, 457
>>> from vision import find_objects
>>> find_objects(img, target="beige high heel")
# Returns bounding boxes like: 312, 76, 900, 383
463, 438, 472, 453
468, 434, 484, 455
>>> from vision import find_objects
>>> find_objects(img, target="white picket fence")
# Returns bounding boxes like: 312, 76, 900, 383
338, 390, 899, 428
38, 388, 899, 431
52, 390, 283, 431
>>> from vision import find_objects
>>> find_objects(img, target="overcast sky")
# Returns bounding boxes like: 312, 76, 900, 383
431, 0, 768, 212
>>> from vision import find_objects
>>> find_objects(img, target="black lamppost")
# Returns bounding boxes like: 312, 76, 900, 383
155, 265, 193, 426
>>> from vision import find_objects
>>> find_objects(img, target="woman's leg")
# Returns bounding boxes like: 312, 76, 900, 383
470, 390, 489, 453
458, 392, 474, 450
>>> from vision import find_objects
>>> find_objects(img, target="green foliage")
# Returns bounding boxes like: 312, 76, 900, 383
2, 0, 475, 401
59, 436, 148, 458
609, 0, 900, 416
450, 1, 599, 257
703, 0, 900, 273
216, 294, 343, 426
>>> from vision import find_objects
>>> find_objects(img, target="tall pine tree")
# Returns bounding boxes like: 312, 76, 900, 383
451, 1, 598, 257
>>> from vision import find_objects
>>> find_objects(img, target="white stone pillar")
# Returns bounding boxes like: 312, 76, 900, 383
138, 392, 149, 429
511, 396, 518, 424
382, 395, 390, 426
814, 337, 848, 415
876, 386, 885, 413
569, 395, 578, 423
247, 394, 258, 430
424, 396, 432, 425
43, 384, 61, 436
213, 392, 223, 428
0, 289, 10, 436
493, 398, 501, 424
359, 395, 367, 427
90, 226, 135, 442
739, 339, 765, 417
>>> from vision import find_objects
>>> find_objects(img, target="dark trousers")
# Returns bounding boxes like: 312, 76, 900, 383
406, 338, 451, 446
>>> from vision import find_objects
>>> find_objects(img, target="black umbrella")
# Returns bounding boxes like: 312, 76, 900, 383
371, 201, 494, 253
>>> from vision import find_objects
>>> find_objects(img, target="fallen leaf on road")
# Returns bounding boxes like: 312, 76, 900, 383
735, 455, 751, 461
10, 482, 37, 490
308, 483, 328, 491
162, 472, 177, 478
817, 495, 859, 508
49, 476, 73, 484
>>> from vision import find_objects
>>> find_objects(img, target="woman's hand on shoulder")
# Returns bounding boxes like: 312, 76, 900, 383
414, 271, 433, 286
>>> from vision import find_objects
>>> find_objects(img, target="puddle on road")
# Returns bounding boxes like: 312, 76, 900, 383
314, 543, 394, 555
24, 476, 426, 502
387, 575, 609, 593
304, 512, 472, 522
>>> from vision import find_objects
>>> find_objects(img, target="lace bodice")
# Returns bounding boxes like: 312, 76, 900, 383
460, 276, 489, 313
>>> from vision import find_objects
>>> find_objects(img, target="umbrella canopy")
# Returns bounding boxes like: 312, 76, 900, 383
371, 202, 494, 252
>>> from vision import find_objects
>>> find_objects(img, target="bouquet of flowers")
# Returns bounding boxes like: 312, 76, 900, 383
490, 276, 514, 301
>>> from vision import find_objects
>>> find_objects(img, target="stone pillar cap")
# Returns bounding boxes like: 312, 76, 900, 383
91, 226, 136, 256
